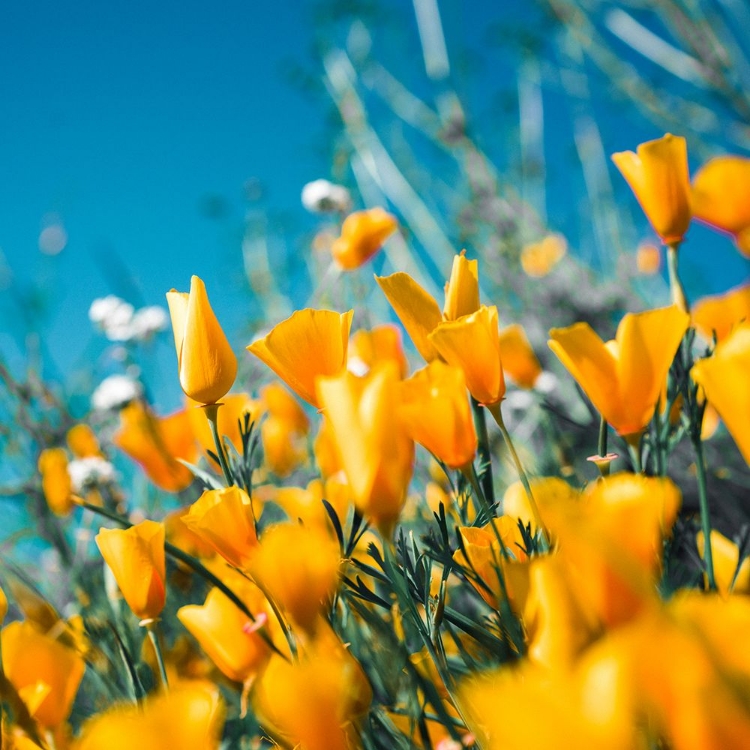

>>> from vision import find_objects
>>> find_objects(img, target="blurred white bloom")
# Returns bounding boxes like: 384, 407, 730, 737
91, 375, 142, 411
534, 371, 559, 395
505, 389, 535, 412
89, 295, 135, 341
130, 306, 169, 341
347, 356, 369, 377
39, 223, 68, 255
68, 457, 117, 492
301, 179, 351, 213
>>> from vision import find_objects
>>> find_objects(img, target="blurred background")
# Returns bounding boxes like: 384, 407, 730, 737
2, 0, 750, 412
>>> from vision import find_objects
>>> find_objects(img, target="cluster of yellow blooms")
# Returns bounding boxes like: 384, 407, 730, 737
7, 134, 750, 749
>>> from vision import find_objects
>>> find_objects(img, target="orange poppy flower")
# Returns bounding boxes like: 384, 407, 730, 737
38, 448, 74, 516
691, 284, 750, 344
331, 207, 397, 269
348, 324, 409, 378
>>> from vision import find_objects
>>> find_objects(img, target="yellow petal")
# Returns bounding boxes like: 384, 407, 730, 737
66, 424, 102, 458
692, 284, 750, 344
443, 253, 479, 321
165, 290, 189, 365
376, 272, 443, 362
498, 323, 542, 389
697, 530, 750, 597
348, 324, 409, 378
331, 207, 397, 270
612, 134, 691, 244
247, 308, 353, 407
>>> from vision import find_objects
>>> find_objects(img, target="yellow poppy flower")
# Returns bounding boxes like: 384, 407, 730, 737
316, 363, 414, 536
331, 207, 397, 269
549, 305, 690, 437
691, 323, 750, 463
692, 155, 750, 256
443, 252, 480, 320
399, 361, 477, 470
166, 275, 237, 405
691, 284, 750, 344
612, 133, 691, 244
348, 324, 409, 378
498, 323, 542, 389
247, 308, 353, 407
95, 520, 167, 622
520, 234, 567, 277
38, 448, 74, 516
636, 242, 662, 275
697, 530, 750, 597
66, 424, 102, 458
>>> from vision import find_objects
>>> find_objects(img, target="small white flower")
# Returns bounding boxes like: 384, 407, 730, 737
301, 179, 352, 213
91, 375, 142, 411
68, 457, 117, 492
89, 295, 135, 341
130, 306, 169, 341
534, 371, 559, 395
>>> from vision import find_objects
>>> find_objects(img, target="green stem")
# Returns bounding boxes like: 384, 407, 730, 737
144, 621, 169, 690
667, 242, 689, 314
627, 439, 643, 473
203, 403, 234, 487
597, 417, 611, 477
692, 433, 716, 591
471, 397, 495, 509
77, 499, 288, 660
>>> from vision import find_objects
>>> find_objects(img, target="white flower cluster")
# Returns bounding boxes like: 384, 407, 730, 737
91, 374, 142, 411
67, 457, 117, 493
88, 295, 168, 342
301, 179, 352, 214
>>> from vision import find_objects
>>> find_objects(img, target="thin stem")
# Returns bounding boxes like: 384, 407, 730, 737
598, 415, 608, 459
144, 621, 169, 690
627, 440, 643, 473
471, 397, 495, 508
463, 464, 491, 517
692, 433, 716, 591
667, 242, 689, 314
203, 403, 234, 487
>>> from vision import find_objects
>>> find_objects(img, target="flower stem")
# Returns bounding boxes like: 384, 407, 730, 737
203, 403, 234, 487
691, 432, 716, 591
144, 620, 169, 690
470, 397, 495, 509
667, 242, 689, 314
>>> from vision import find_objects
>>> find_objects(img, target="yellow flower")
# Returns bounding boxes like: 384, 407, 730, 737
257, 382, 310, 477
95, 520, 167, 621
316, 363, 414, 535
163, 507, 216, 560
66, 424, 102, 458
331, 207, 397, 270
348, 324, 409, 378
636, 242, 662, 275
249, 523, 341, 633
252, 625, 372, 750
2, 620, 86, 729
38, 448, 74, 516
443, 252, 480, 320
429, 305, 506, 406
691, 323, 750, 463
696, 530, 750, 597
247, 308, 354, 407
260, 381, 310, 435
269, 478, 351, 534
692, 155, 750, 256
502, 476, 578, 537
166, 275, 237, 405
691, 284, 750, 344
498, 323, 542, 389
520, 233, 567, 277
182, 486, 258, 569
74, 682, 224, 750
612, 133, 691, 244
113, 401, 197, 492
549, 305, 690, 437
177, 586, 272, 683
399, 361, 477, 470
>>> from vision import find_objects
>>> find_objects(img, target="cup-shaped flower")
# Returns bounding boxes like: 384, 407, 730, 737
178, 586, 271, 683
429, 305, 506, 406
182, 486, 258, 569
38, 448, 74, 516
66, 424, 102, 458
348, 324, 409, 378
691, 284, 750, 344
114, 401, 197, 492
166, 275, 237, 405
2, 621, 85, 730
692, 155, 750, 256
74, 682, 224, 750
400, 361, 477, 470
611, 134, 691, 244
331, 207, 397, 270
249, 522, 341, 633
316, 363, 414, 535
96, 520, 166, 622
443, 252, 480, 321
691, 323, 750, 463
498, 323, 542, 389
247, 309, 354, 407
549, 305, 690, 437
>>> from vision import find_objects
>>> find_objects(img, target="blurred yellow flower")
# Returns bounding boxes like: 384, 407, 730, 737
549, 305, 690, 437
2, 620, 85, 729
348, 324, 409, 378
691, 283, 750, 344
331, 207, 398, 269
260, 381, 310, 435
502, 476, 578, 537
635, 242, 662, 275
178, 586, 272, 684
164, 507, 216, 560
38, 447, 74, 516
316, 363, 414, 536
498, 323, 542, 389
691, 323, 750, 463
612, 133, 691, 244
697, 530, 750, 597
269, 478, 351, 533
96, 520, 166, 622
182, 486, 258, 569
257, 382, 310, 477
166, 275, 238, 405
247, 308, 353, 407
114, 401, 196, 492
66, 424, 102, 458
74, 682, 224, 750
399, 360, 477, 470
313, 415, 343, 479
692, 154, 750, 256
520, 234, 567, 277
